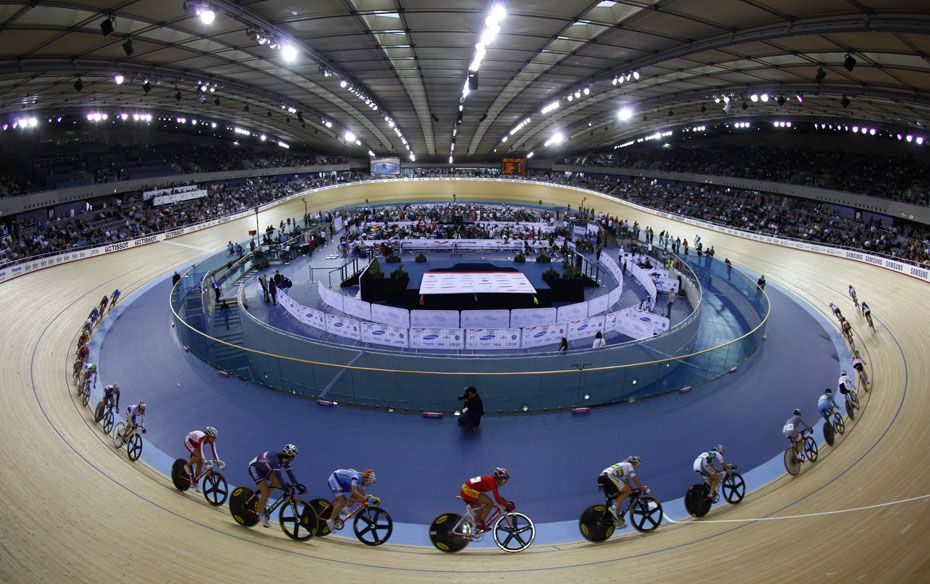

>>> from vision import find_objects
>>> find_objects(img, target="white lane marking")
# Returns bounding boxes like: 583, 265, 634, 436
162, 240, 214, 252
666, 492, 930, 524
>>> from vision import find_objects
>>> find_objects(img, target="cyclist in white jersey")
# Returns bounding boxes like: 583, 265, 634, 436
597, 455, 647, 528
838, 371, 854, 395
693, 445, 729, 502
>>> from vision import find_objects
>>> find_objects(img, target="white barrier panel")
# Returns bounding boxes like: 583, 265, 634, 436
410, 309, 460, 328
409, 328, 464, 350
654, 277, 680, 294
521, 323, 568, 349
317, 281, 344, 312
567, 316, 606, 341
629, 263, 658, 303
342, 296, 372, 321
587, 294, 609, 317
361, 322, 409, 348
608, 287, 623, 307
613, 308, 669, 339
370, 303, 410, 328
604, 312, 619, 334
465, 328, 522, 350
556, 301, 588, 323
325, 314, 361, 340
510, 307, 557, 328
300, 306, 327, 330
461, 309, 510, 329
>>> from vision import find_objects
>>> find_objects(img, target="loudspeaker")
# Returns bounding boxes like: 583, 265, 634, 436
468, 73, 478, 91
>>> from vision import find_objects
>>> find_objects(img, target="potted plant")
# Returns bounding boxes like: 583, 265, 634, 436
385, 253, 402, 263
390, 266, 409, 282
363, 259, 383, 280
541, 268, 561, 284
536, 253, 551, 263
415, 251, 428, 263
514, 253, 526, 264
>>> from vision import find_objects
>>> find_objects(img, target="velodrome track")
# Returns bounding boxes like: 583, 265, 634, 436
2, 181, 928, 583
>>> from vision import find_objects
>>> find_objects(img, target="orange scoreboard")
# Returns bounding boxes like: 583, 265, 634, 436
500, 157, 526, 175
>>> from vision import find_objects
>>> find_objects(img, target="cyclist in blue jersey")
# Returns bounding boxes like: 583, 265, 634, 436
817, 389, 840, 423
247, 444, 306, 528
325, 468, 377, 532
103, 383, 120, 412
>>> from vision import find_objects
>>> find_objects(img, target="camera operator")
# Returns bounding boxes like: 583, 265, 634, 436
457, 386, 484, 434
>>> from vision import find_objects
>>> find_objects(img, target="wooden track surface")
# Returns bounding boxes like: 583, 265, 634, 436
2, 181, 928, 583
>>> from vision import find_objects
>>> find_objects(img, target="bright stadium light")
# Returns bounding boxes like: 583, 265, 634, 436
344, 130, 356, 143
281, 44, 298, 63
617, 106, 633, 121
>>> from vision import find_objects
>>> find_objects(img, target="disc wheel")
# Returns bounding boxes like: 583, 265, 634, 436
308, 498, 332, 536
804, 436, 819, 463
784, 447, 800, 476
112, 423, 126, 448
685, 484, 712, 517
492, 512, 535, 553
429, 513, 469, 553
203, 473, 229, 506
229, 487, 258, 527
171, 458, 191, 491
278, 498, 317, 541
722, 472, 745, 504
629, 495, 664, 532
353, 506, 393, 546
127, 434, 143, 461
578, 504, 616, 542
823, 421, 836, 446
94, 401, 105, 423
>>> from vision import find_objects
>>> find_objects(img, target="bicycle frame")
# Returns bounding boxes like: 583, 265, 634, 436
451, 502, 506, 537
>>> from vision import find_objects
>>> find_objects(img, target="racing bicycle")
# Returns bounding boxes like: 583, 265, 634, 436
308, 496, 394, 546
112, 421, 144, 461
684, 466, 745, 518
171, 458, 229, 506
822, 409, 846, 446
430, 498, 536, 553
578, 488, 665, 543
93, 400, 116, 434
784, 428, 818, 476
229, 484, 318, 540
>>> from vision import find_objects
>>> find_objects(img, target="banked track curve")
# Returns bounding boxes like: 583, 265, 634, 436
2, 181, 929, 583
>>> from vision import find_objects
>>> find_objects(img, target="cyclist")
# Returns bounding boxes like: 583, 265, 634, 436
693, 445, 729, 503
88, 305, 100, 325
79, 362, 97, 390
99, 294, 109, 314
184, 427, 223, 492
829, 303, 842, 321
110, 288, 121, 310
118, 400, 147, 441
817, 389, 841, 424
102, 383, 120, 414
861, 301, 873, 328
598, 455, 647, 529
325, 468, 377, 532
460, 467, 513, 532
782, 409, 812, 461
840, 317, 854, 344
852, 352, 870, 387
838, 370, 855, 396
848, 284, 859, 309
247, 444, 307, 528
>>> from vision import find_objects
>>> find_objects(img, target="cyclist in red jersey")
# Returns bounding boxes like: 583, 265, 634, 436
460, 467, 513, 530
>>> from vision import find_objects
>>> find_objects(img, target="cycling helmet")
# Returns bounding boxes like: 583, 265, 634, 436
626, 455, 642, 465
493, 467, 510, 481
842, 370, 847, 376
854, 350, 860, 357
713, 444, 725, 455
138, 400, 146, 412
89, 363, 97, 372
282, 443, 298, 457
793, 409, 802, 416
363, 469, 376, 484
205, 426, 218, 439
825, 388, 832, 394
111, 383, 119, 390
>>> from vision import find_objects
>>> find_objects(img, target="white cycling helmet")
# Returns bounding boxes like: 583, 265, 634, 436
205, 426, 218, 439
282, 443, 298, 457
713, 444, 725, 455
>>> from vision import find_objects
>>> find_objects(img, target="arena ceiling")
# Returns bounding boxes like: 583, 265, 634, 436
0, 1, 929, 161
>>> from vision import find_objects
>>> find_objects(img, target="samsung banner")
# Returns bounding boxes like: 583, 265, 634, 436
567, 316, 606, 341
409, 328, 464, 350
612, 308, 669, 339
466, 328, 522, 350
461, 309, 510, 329
300, 305, 327, 330
509, 307, 557, 328
325, 313, 361, 340
370, 303, 410, 328
521, 323, 568, 349
361, 322, 409, 348
410, 309, 460, 328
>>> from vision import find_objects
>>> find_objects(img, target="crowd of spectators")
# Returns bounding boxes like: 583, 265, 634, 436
529, 171, 930, 268
564, 146, 930, 206
0, 141, 347, 196
0, 172, 364, 266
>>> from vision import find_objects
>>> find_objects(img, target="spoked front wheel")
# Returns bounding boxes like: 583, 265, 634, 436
492, 512, 535, 553
278, 499, 317, 541
103, 410, 115, 434
722, 472, 745, 504
833, 413, 846, 435
803, 436, 819, 463
353, 506, 393, 546
629, 495, 664, 532
203, 473, 229, 506
126, 433, 143, 461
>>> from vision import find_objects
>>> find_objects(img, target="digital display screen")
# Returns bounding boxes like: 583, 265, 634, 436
370, 157, 401, 176
501, 158, 525, 175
